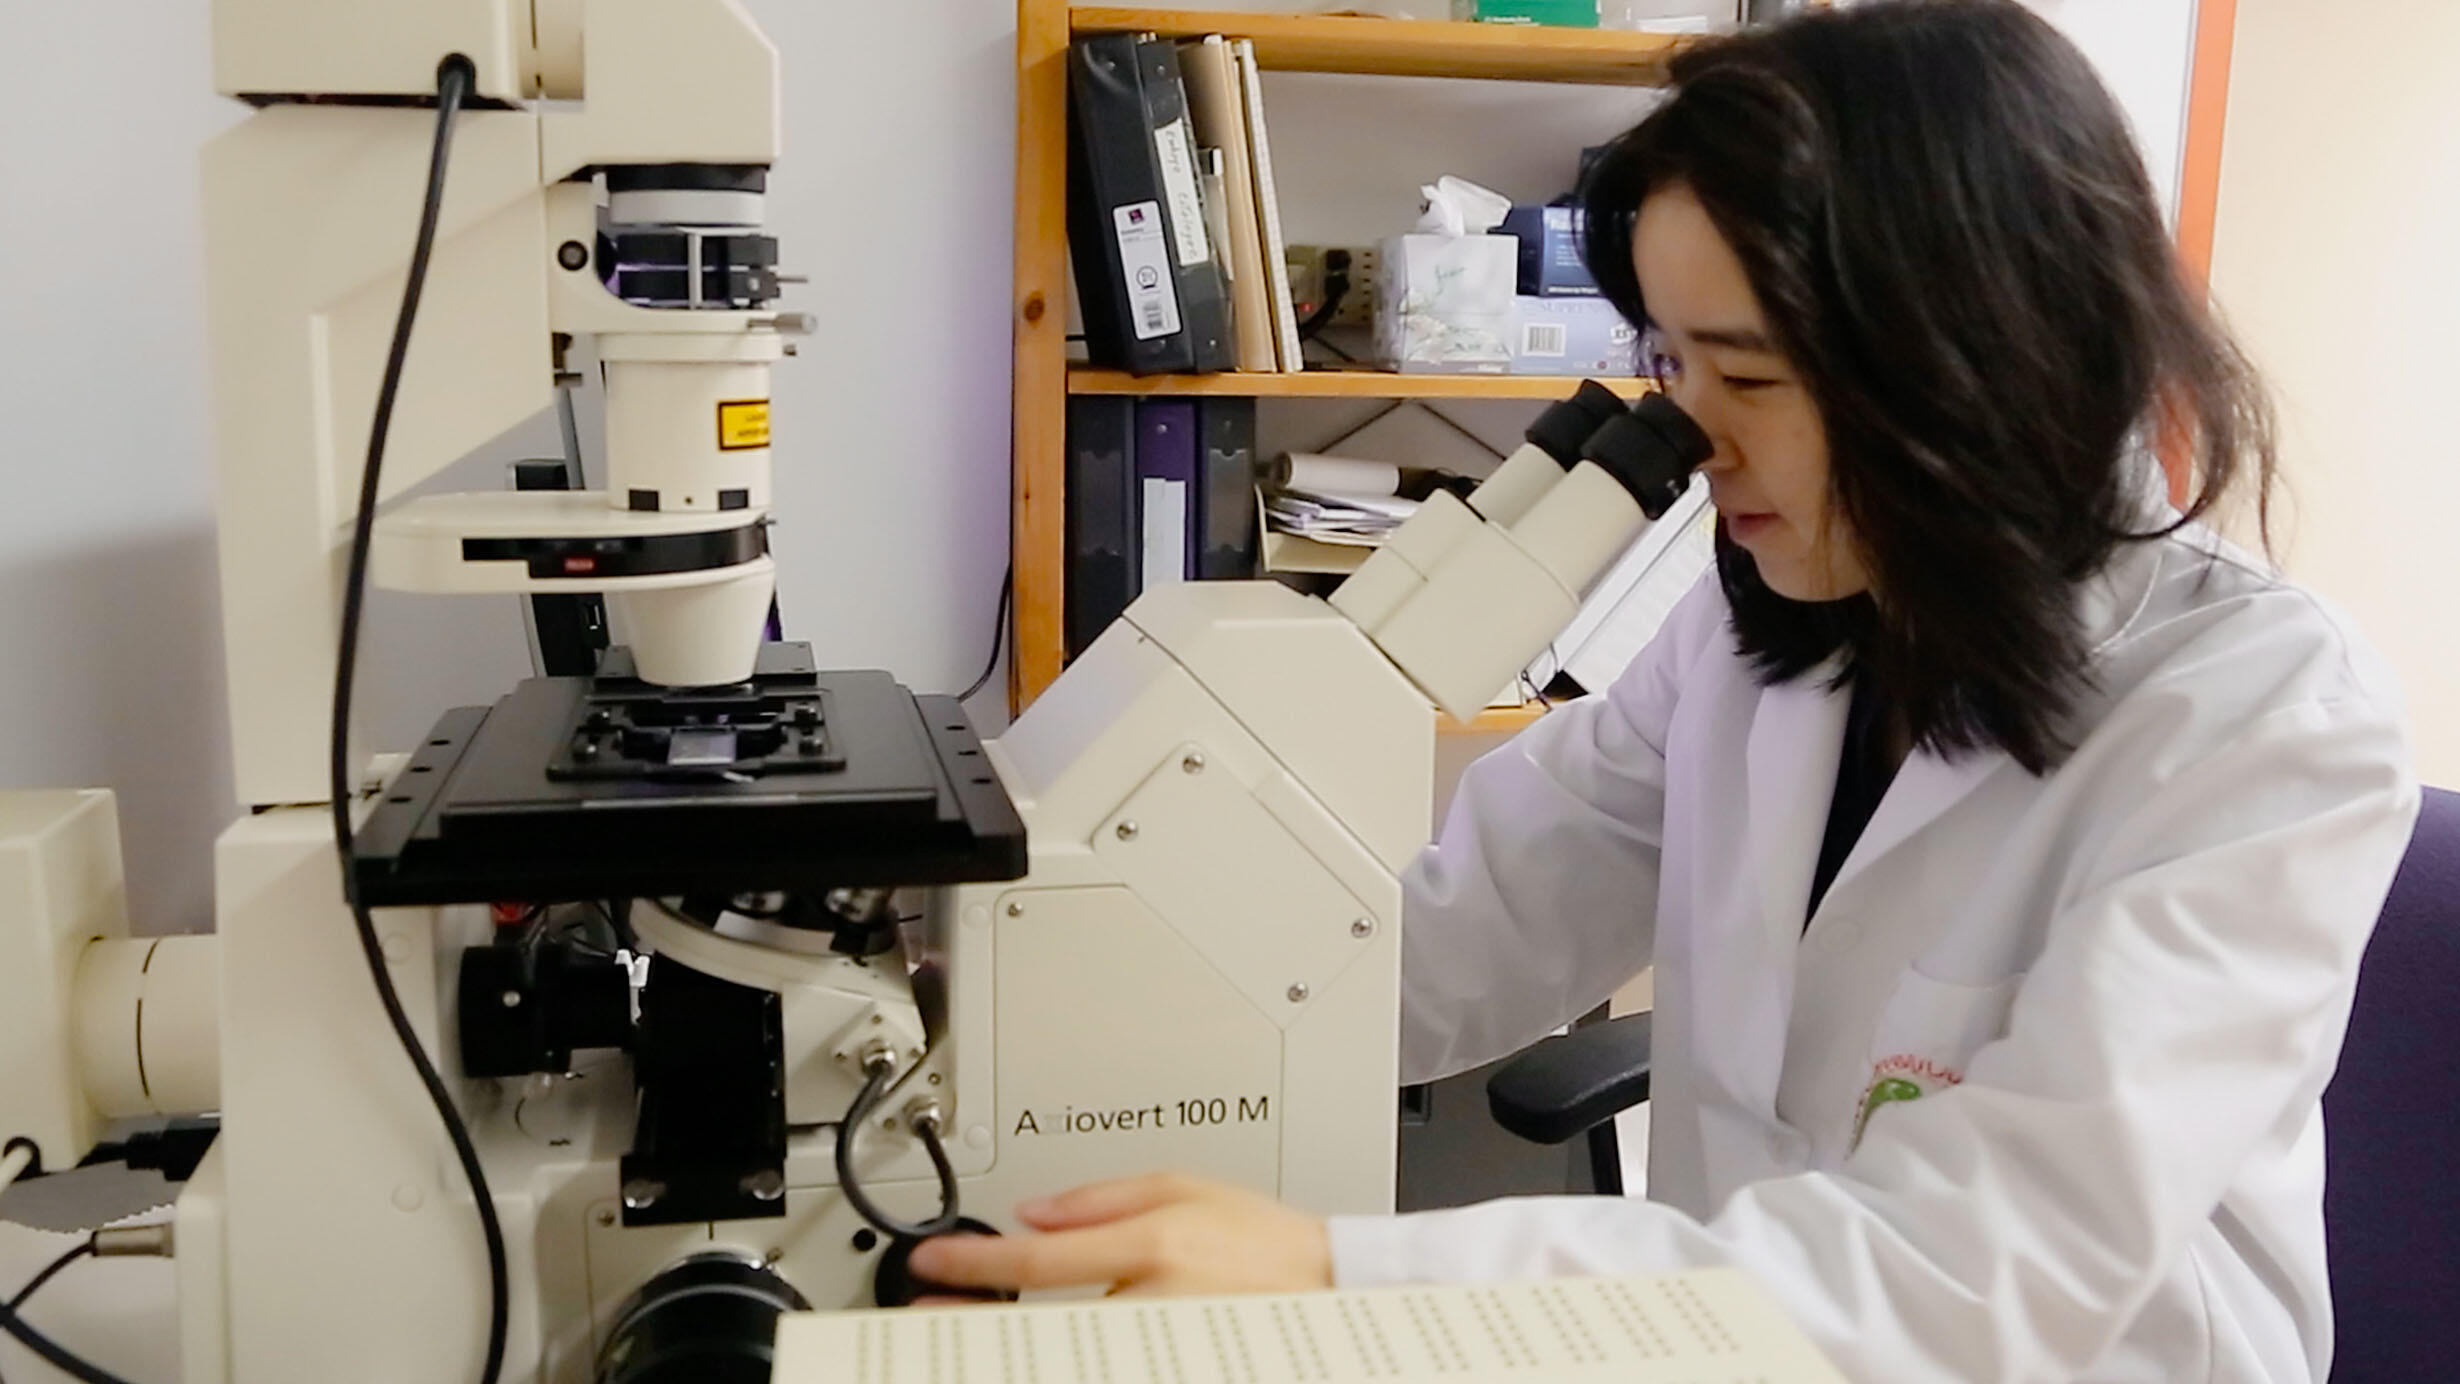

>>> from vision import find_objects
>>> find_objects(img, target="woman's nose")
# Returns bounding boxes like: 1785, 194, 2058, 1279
1663, 383, 1737, 474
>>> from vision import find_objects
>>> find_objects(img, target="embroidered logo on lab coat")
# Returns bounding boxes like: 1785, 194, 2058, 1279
1851, 1054, 1965, 1150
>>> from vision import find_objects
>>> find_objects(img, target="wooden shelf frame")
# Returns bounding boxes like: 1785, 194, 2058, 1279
1012, 3, 1678, 722
1070, 8, 1685, 86
1442, 703, 1551, 735
1069, 368, 1656, 400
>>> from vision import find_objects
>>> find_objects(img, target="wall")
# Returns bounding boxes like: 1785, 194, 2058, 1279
2207, 0, 2460, 784
0, 4, 241, 935
2023, 0, 2196, 219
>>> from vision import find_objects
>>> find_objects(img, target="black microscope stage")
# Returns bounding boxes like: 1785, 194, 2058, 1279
350, 644, 1026, 907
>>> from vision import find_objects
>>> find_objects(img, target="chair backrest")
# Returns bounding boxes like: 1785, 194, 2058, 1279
2325, 785, 2460, 1383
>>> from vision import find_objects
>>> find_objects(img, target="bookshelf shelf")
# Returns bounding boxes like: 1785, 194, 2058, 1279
1442, 702, 1552, 735
1069, 8, 1685, 86
1013, 1, 1668, 718
1068, 368, 1656, 401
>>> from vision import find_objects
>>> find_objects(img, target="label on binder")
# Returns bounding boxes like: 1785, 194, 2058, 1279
1151, 118, 1214, 269
1113, 202, 1183, 342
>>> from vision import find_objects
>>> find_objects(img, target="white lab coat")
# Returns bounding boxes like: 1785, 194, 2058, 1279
1328, 528, 2419, 1383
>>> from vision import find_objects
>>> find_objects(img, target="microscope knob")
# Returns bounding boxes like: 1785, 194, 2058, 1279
872, 1218, 1017, 1307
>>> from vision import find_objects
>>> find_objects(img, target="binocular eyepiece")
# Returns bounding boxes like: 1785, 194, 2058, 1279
1527, 379, 1715, 521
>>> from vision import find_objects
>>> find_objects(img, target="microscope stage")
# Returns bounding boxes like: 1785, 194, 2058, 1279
350, 646, 1024, 906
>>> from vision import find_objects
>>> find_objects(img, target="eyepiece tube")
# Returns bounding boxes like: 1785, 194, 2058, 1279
1581, 392, 1714, 521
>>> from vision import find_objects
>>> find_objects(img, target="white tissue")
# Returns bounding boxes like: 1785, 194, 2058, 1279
1413, 175, 1513, 237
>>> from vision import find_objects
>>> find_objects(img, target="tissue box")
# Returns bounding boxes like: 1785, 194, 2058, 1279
1510, 296, 1641, 376
1501, 204, 1598, 298
1376, 233, 1516, 375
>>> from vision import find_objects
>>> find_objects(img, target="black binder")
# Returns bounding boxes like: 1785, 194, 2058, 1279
1192, 398, 1260, 580
1065, 395, 1140, 658
1067, 33, 1230, 376
1134, 35, 1234, 373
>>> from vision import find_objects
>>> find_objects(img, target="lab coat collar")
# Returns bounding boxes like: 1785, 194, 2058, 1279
1821, 530, 2172, 913
1745, 660, 1852, 944
1723, 660, 1852, 1111
1825, 743, 2004, 908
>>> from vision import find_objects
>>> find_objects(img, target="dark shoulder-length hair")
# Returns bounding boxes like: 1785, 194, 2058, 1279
1579, 0, 2273, 775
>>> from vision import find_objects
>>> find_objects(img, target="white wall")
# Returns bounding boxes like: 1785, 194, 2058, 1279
0, 4, 241, 935
2208, 0, 2460, 784
2022, 0, 2196, 219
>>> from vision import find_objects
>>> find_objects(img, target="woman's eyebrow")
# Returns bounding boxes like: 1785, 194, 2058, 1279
1684, 325, 1780, 353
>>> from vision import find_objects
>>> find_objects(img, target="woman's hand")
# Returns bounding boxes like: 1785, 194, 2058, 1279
905, 1173, 1333, 1299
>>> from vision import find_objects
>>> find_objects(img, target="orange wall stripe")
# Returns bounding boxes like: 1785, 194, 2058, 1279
2165, 0, 2239, 502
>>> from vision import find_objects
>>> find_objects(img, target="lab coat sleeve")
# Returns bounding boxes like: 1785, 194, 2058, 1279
1339, 688, 2419, 1383
1396, 573, 1723, 1085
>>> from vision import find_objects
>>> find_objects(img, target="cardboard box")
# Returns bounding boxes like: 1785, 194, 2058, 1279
1510, 296, 1642, 376
1502, 205, 1599, 298
1376, 233, 1517, 375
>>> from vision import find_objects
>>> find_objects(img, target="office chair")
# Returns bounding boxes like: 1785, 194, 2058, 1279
2324, 784, 2460, 1382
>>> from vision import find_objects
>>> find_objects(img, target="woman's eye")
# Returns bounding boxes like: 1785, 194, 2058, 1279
1722, 375, 1780, 392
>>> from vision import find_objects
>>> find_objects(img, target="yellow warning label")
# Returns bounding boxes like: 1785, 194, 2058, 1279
717, 399, 771, 451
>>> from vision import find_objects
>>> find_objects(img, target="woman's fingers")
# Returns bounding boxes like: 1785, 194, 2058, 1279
907, 1222, 1152, 1293
1015, 1172, 1207, 1231
902, 1173, 1329, 1299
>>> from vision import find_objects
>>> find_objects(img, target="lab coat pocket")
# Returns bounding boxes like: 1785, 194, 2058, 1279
1852, 969, 2023, 1151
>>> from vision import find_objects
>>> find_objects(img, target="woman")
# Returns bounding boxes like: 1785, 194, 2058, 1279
915, 3, 2419, 1378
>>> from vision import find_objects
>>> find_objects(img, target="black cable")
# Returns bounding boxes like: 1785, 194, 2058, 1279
1305, 335, 1360, 365
0, 1296, 134, 1384
325, 54, 508, 1384
1296, 269, 1349, 341
833, 1061, 962, 1240
0, 1238, 127, 1384
957, 567, 1014, 704
7, 1240, 92, 1311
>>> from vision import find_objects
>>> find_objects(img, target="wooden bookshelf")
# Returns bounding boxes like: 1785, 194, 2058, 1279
1442, 703, 1552, 735
1013, 3, 1679, 728
1069, 8, 1685, 86
1069, 368, 1656, 401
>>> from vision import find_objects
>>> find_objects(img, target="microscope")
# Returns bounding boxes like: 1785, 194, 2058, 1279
0, 2, 1712, 1380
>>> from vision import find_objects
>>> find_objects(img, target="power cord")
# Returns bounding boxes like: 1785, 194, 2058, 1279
956, 567, 1013, 704
5, 1241, 91, 1315
833, 1053, 962, 1240
326, 53, 509, 1384
0, 1293, 131, 1384
0, 1224, 179, 1384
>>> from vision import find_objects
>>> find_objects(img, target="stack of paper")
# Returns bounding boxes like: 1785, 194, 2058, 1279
1264, 487, 1420, 547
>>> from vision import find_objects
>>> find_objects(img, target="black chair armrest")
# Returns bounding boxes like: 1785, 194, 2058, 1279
1485, 1012, 1653, 1146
